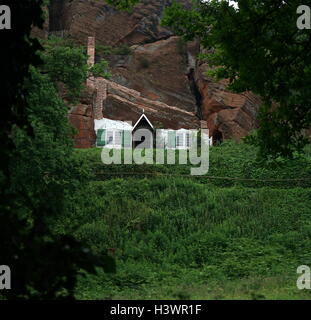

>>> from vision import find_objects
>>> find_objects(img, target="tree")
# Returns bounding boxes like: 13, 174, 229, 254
0, 0, 43, 177
2, 66, 116, 299
0, 1, 114, 299
41, 39, 89, 102
89, 60, 112, 79
0, 0, 45, 297
40, 36, 112, 102
0, 0, 139, 300
162, 0, 311, 158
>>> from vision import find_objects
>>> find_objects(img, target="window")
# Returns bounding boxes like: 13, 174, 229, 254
107, 131, 114, 145
106, 130, 123, 146
115, 131, 122, 146
186, 132, 191, 147
176, 133, 184, 147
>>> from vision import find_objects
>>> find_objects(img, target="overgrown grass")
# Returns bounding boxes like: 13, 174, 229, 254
54, 142, 311, 299
75, 141, 311, 187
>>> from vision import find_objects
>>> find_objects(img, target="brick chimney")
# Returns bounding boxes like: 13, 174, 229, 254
200, 120, 208, 129
86, 36, 107, 120
86, 36, 95, 88
87, 36, 95, 67
94, 78, 107, 120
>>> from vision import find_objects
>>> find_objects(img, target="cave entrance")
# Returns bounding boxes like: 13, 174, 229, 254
187, 68, 203, 119
213, 130, 223, 146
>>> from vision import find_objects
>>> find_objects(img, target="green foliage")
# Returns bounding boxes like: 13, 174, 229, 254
0, 66, 116, 299
89, 60, 112, 79
0, 1, 114, 297
68, 178, 311, 299
0, 0, 44, 175
0, 0, 133, 299
40, 39, 88, 102
75, 141, 311, 188
41, 36, 112, 98
52, 142, 311, 299
162, 0, 311, 158
3, 0, 311, 300
96, 44, 114, 56
96, 44, 133, 57
12, 66, 83, 207
105, 0, 139, 10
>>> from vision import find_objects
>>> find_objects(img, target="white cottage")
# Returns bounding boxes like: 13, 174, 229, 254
95, 113, 212, 149
95, 118, 133, 149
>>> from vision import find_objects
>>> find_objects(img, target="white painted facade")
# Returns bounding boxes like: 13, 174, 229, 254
94, 116, 212, 149
94, 118, 133, 149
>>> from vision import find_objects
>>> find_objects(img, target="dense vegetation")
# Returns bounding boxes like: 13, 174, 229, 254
1, 0, 311, 300
49, 142, 311, 299
163, 0, 311, 158
1, 12, 113, 298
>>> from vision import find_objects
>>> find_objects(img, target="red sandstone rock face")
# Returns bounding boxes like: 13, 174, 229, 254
68, 104, 96, 148
195, 62, 261, 141
48, 0, 191, 45
69, 74, 200, 148
45, 0, 262, 147
110, 36, 198, 113
103, 79, 200, 130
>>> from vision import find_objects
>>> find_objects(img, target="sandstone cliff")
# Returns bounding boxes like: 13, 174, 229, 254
46, 0, 261, 148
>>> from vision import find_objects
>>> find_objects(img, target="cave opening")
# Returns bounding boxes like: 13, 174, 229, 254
188, 69, 203, 120
213, 130, 223, 145
187, 68, 203, 120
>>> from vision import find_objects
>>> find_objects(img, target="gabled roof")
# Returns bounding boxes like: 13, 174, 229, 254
133, 113, 154, 131
94, 118, 133, 131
